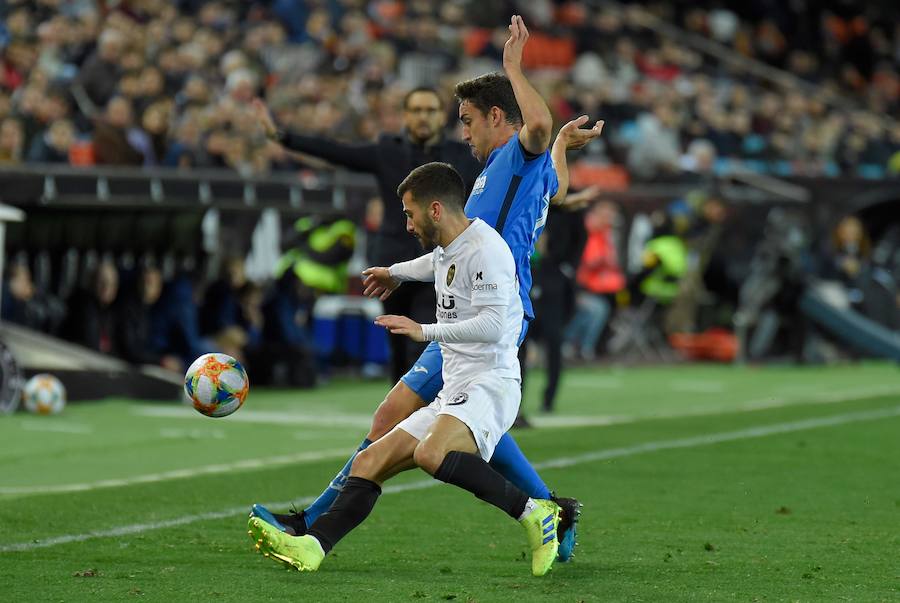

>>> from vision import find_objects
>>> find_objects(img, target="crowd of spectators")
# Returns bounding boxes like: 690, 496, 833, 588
0, 0, 897, 181
1, 1, 898, 384
1, 253, 317, 386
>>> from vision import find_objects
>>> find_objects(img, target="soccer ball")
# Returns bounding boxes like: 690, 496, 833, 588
184, 353, 249, 418
23, 374, 66, 415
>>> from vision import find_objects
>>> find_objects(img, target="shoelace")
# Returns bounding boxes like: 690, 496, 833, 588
287, 503, 304, 520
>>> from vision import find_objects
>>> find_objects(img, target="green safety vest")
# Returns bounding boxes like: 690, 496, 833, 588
276, 217, 356, 293
639, 235, 687, 304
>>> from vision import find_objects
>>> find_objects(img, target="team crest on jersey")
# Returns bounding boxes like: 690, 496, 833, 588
447, 392, 468, 406
446, 264, 456, 286
472, 174, 486, 196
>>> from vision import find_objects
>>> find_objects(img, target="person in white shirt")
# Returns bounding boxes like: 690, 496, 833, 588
248, 162, 561, 577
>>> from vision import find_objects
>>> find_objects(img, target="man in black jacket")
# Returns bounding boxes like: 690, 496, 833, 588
253, 88, 482, 383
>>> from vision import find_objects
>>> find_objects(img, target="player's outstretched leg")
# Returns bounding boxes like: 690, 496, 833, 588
250, 346, 441, 534
490, 433, 581, 561
519, 498, 561, 576
551, 496, 582, 562
249, 476, 382, 572
250, 438, 372, 535
430, 449, 560, 576
248, 516, 325, 572
249, 428, 418, 572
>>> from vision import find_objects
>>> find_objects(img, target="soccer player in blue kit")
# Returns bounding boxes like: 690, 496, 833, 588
251, 15, 603, 562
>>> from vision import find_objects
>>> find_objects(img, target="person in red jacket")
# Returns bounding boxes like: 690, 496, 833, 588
564, 201, 625, 360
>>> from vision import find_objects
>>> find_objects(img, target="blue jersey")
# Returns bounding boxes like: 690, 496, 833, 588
464, 134, 558, 320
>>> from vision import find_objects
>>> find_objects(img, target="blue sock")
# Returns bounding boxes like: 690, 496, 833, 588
304, 438, 372, 528
488, 433, 552, 500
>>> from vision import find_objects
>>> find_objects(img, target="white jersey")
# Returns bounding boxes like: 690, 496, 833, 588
426, 218, 523, 387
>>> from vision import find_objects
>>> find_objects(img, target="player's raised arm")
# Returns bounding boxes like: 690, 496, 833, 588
550, 115, 605, 207
504, 15, 553, 156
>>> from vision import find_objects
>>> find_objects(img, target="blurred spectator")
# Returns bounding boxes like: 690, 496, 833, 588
201, 256, 255, 352
26, 118, 76, 163
59, 259, 119, 353
115, 264, 183, 372
666, 195, 731, 334
1, 259, 65, 332
163, 113, 202, 168
636, 228, 689, 308
276, 215, 356, 295
0, 116, 24, 163
259, 272, 316, 387
92, 95, 144, 165
148, 269, 215, 365
363, 197, 384, 265
627, 106, 681, 179
680, 138, 717, 179
564, 201, 626, 361
73, 28, 124, 110
822, 215, 872, 308
237, 282, 264, 351
0, 0, 895, 179
139, 101, 171, 165
20, 87, 71, 147
530, 207, 587, 412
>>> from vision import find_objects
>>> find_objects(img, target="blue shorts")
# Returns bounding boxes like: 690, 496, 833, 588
401, 319, 530, 403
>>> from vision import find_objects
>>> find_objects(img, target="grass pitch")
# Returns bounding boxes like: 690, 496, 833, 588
1, 362, 898, 602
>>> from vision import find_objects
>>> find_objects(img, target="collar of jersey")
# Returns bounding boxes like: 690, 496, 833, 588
485, 134, 517, 166
435, 218, 481, 261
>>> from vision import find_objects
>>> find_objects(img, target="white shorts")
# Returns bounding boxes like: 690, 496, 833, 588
396, 374, 521, 461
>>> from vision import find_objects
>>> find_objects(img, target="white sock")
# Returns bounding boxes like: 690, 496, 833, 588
308, 535, 326, 556
517, 498, 538, 522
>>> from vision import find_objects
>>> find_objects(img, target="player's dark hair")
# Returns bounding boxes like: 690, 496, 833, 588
397, 162, 466, 212
454, 72, 522, 125
402, 86, 443, 110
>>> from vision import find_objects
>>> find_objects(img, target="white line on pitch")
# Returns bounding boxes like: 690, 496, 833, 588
2, 404, 898, 553
159, 428, 226, 440
134, 406, 373, 428
19, 420, 94, 435
0, 449, 353, 496
7, 384, 899, 495
668, 380, 725, 394
132, 384, 900, 431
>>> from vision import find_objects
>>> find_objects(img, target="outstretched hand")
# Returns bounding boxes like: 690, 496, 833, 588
374, 314, 424, 342
558, 115, 604, 151
560, 185, 603, 211
251, 98, 278, 138
503, 15, 530, 73
361, 267, 400, 301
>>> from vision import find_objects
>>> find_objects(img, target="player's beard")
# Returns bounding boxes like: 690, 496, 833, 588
416, 220, 440, 251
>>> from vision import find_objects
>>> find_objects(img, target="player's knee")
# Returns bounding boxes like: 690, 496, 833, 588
349, 448, 381, 481
412, 441, 445, 475
368, 399, 398, 440
368, 386, 422, 440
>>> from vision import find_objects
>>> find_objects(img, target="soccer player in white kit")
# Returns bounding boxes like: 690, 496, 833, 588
248, 162, 561, 577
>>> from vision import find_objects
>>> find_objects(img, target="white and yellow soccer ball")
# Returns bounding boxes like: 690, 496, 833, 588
184, 353, 249, 418
22, 374, 67, 415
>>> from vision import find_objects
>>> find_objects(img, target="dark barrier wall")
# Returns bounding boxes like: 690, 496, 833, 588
1, 165, 898, 264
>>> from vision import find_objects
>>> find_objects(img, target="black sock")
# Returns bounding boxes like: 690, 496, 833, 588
434, 451, 529, 519
307, 477, 381, 554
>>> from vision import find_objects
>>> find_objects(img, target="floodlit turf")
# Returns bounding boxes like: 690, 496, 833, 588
1, 363, 898, 602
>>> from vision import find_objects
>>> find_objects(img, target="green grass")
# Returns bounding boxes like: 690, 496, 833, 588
1, 363, 899, 602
